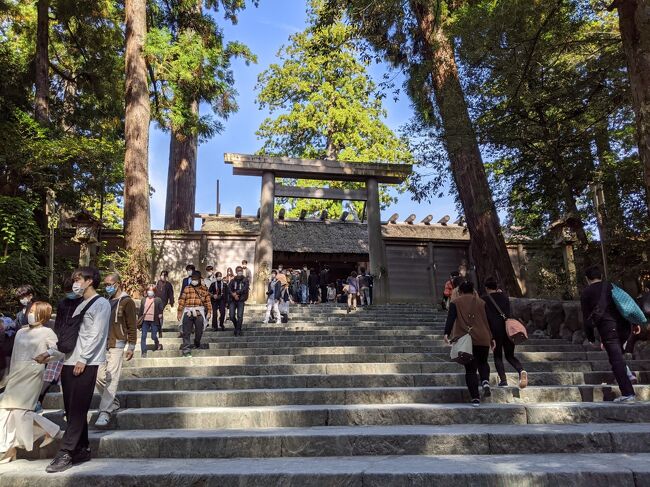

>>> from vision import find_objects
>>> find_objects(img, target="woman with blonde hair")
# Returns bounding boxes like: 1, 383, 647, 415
0, 301, 64, 462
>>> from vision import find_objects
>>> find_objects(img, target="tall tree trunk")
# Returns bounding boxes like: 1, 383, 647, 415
413, 3, 522, 296
594, 121, 624, 237
35, 0, 49, 124
164, 100, 198, 231
124, 0, 152, 268
611, 0, 650, 217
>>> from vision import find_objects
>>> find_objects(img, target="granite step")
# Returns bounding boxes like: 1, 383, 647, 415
19, 423, 650, 460
41, 385, 650, 410
116, 371, 620, 391
42, 402, 650, 430
121, 351, 610, 367
7, 454, 645, 487
119, 360, 637, 379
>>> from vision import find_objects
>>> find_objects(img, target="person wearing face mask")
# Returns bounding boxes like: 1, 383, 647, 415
138, 285, 164, 357
179, 264, 196, 298
177, 271, 212, 357
47, 267, 111, 473
155, 270, 175, 309
263, 270, 282, 325
208, 272, 227, 331
0, 301, 65, 463
204, 265, 217, 292
93, 273, 137, 428
15, 285, 35, 327
229, 266, 250, 336
36, 279, 82, 413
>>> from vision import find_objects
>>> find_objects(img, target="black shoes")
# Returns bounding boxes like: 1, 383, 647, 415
482, 380, 492, 398
46, 451, 73, 473
72, 447, 91, 465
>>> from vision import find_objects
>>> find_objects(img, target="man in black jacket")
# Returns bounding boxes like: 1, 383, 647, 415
229, 266, 249, 336
580, 265, 636, 402
208, 271, 227, 330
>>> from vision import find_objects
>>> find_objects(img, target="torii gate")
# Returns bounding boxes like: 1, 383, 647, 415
224, 153, 412, 304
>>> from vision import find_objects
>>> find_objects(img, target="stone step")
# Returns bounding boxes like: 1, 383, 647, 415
140, 344, 587, 357
4, 453, 647, 486
120, 360, 632, 378
19, 424, 650, 460
122, 351, 610, 367
115, 371, 642, 391
150, 338, 585, 353
162, 324, 448, 332
41, 385, 650, 410
42, 402, 650, 430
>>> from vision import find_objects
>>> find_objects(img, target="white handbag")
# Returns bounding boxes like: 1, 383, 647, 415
450, 327, 473, 364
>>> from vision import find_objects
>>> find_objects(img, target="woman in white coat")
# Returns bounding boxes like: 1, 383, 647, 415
0, 301, 64, 462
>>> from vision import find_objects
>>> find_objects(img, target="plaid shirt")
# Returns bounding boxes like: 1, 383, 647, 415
177, 284, 212, 318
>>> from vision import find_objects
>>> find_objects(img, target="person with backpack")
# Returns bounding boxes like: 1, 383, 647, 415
177, 271, 212, 357
47, 267, 111, 473
581, 265, 637, 403
482, 277, 527, 389
229, 266, 250, 336
345, 271, 360, 313
0, 302, 64, 463
139, 284, 164, 358
444, 281, 495, 406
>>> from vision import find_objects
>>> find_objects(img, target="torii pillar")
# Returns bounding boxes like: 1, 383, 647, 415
254, 170, 275, 304
366, 177, 388, 304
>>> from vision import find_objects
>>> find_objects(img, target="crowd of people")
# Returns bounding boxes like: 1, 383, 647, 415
443, 264, 650, 406
0, 257, 647, 469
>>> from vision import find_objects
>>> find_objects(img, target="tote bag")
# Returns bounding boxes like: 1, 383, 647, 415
450, 332, 473, 364
612, 284, 648, 325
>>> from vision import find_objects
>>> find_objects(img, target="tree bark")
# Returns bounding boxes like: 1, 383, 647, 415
164, 100, 198, 231
124, 0, 152, 258
35, 0, 49, 124
413, 3, 522, 296
611, 0, 650, 217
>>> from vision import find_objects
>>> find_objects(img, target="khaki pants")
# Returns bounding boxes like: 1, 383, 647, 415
95, 348, 124, 414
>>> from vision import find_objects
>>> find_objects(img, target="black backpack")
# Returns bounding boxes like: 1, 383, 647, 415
56, 295, 101, 354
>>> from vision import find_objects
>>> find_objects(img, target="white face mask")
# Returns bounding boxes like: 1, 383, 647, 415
20, 297, 31, 306
72, 281, 85, 297
187, 270, 193, 276
191, 280, 199, 286
27, 314, 37, 325
147, 290, 155, 297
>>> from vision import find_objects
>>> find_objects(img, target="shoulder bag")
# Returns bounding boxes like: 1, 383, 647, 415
56, 295, 101, 354
449, 305, 474, 364
486, 293, 528, 345
612, 284, 648, 325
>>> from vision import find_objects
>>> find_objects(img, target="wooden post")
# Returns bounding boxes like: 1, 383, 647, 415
254, 171, 275, 304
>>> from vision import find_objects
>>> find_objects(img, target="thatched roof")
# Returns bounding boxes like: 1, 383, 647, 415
200, 216, 469, 254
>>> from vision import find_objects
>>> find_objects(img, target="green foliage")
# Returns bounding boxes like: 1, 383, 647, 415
147, 1, 256, 140
0, 196, 44, 311
256, 2, 412, 217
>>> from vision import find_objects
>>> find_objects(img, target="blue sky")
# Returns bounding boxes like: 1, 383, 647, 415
147, 0, 458, 230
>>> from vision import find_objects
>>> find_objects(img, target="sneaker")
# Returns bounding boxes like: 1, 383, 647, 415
72, 447, 91, 464
141, 352, 147, 358
471, 399, 480, 407
34, 401, 43, 414
46, 451, 73, 473
519, 370, 528, 389
613, 395, 636, 403
482, 380, 491, 398
498, 380, 508, 387
183, 352, 192, 358
94, 412, 111, 428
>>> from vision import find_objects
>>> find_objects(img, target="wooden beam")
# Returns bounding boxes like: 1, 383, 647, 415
224, 153, 411, 184
274, 185, 368, 201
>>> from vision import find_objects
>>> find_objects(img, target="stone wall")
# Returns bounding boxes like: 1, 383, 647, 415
510, 298, 585, 344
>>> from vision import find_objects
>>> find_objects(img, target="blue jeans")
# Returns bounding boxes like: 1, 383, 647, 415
300, 284, 308, 304
141, 321, 159, 353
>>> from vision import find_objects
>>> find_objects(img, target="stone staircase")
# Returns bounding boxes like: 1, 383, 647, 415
4, 303, 650, 485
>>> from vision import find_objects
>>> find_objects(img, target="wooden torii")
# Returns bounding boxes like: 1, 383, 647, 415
224, 153, 412, 304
